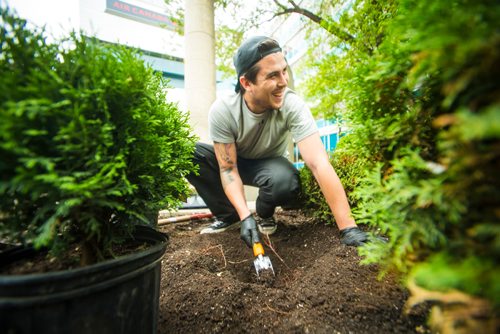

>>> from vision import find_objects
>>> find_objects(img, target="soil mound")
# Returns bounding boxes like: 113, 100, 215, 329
158, 210, 428, 333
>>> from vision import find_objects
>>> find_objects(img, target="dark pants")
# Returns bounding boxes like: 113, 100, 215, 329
186, 142, 301, 223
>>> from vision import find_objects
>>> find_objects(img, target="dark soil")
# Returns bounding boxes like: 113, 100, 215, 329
158, 209, 430, 334
0, 240, 150, 275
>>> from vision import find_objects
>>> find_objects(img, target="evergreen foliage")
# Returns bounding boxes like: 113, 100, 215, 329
0, 8, 197, 263
298, 0, 499, 309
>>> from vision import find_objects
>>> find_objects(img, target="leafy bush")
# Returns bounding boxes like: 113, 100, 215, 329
298, 0, 499, 325
352, 0, 500, 308
299, 137, 368, 223
0, 8, 197, 264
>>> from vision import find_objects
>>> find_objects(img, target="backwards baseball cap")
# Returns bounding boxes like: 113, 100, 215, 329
233, 36, 282, 92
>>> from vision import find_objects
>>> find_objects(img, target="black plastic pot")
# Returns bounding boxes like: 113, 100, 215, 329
0, 225, 168, 334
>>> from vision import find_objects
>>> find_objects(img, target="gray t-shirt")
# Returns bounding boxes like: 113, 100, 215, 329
209, 88, 318, 159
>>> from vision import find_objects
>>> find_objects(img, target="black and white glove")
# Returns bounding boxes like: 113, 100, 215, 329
240, 215, 260, 248
340, 227, 388, 246
340, 227, 368, 247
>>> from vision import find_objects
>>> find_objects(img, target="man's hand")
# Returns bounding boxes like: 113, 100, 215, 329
340, 227, 368, 247
340, 227, 388, 246
240, 215, 260, 248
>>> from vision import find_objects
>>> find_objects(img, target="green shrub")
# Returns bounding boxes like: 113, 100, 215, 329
299, 0, 499, 318
0, 8, 197, 264
349, 0, 500, 308
299, 137, 369, 223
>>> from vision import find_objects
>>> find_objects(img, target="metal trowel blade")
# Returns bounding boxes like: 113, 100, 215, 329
254, 254, 275, 277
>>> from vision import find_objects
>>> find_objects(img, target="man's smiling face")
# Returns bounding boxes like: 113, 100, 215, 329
242, 52, 289, 113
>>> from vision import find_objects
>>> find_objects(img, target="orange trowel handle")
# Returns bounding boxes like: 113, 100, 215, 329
253, 242, 265, 257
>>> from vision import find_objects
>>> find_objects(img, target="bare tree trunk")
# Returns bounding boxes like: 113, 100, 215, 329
185, 0, 216, 143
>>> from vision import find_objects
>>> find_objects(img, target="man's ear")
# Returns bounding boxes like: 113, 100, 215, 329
239, 76, 251, 92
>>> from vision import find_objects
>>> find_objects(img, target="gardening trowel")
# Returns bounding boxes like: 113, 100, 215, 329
252, 242, 275, 278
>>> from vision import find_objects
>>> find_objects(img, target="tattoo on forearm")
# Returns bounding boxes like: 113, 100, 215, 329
221, 167, 234, 188
215, 143, 237, 189
216, 144, 234, 165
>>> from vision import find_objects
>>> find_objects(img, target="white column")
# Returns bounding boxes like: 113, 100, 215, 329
184, 0, 215, 143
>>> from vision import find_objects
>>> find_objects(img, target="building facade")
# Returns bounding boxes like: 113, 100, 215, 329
8, 0, 187, 108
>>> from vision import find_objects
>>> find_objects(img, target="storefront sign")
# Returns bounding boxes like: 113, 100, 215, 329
106, 0, 178, 30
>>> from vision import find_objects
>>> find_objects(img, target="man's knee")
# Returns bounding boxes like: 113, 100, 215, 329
274, 171, 301, 202
193, 142, 215, 161
187, 142, 217, 183
267, 159, 301, 203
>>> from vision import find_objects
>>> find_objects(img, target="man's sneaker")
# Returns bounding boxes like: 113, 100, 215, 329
258, 217, 277, 235
200, 219, 240, 234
